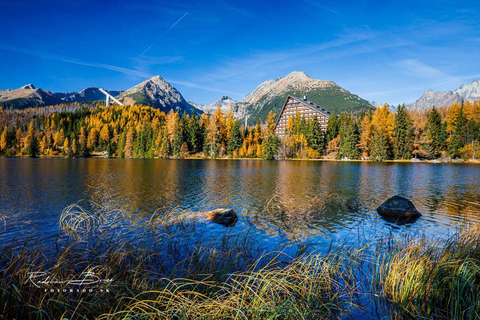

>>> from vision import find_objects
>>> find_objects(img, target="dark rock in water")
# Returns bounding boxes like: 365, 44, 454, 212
380, 214, 420, 225
202, 208, 238, 227
377, 195, 422, 218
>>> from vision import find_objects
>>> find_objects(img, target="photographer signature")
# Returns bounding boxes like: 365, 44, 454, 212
25, 271, 113, 288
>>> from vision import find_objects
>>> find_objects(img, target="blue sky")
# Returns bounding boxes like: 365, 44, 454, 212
1, 0, 480, 105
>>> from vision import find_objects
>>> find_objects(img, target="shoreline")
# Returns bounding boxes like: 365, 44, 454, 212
1, 154, 480, 164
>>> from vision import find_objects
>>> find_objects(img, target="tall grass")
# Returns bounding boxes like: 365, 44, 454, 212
373, 226, 480, 319
0, 203, 478, 319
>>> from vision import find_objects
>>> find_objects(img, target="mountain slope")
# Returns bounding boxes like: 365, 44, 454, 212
242, 72, 372, 123
0, 84, 59, 108
0, 84, 122, 109
409, 79, 480, 110
116, 75, 201, 114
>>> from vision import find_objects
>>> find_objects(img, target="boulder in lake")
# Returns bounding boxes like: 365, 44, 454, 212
377, 196, 422, 218
202, 208, 238, 227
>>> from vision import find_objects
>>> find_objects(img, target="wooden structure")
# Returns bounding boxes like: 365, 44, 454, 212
274, 95, 331, 138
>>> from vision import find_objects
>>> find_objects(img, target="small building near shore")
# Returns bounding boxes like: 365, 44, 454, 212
274, 95, 331, 138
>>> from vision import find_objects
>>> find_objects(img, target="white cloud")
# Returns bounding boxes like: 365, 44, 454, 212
395, 59, 448, 80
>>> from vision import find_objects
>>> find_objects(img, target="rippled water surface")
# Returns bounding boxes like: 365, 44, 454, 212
1, 159, 479, 248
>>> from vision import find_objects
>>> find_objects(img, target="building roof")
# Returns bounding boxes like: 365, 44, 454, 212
275, 95, 332, 126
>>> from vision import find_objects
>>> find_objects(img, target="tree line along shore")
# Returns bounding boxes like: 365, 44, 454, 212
0, 100, 479, 161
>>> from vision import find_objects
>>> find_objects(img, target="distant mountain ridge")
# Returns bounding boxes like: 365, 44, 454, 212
0, 85, 122, 109
55, 87, 122, 103
0, 84, 60, 108
192, 96, 239, 114
0, 72, 373, 120
408, 79, 480, 110
0, 76, 201, 114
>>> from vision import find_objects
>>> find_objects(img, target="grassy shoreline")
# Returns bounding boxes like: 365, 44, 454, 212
0, 203, 479, 319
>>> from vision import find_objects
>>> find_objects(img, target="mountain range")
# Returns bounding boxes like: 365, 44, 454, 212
2, 72, 479, 120
0, 84, 122, 109
0, 75, 199, 114
408, 79, 480, 110
0, 72, 373, 122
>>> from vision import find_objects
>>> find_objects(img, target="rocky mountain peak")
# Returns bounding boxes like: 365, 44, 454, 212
116, 75, 200, 114
242, 71, 335, 105
284, 71, 310, 79
19, 84, 36, 90
454, 79, 480, 101
409, 79, 480, 110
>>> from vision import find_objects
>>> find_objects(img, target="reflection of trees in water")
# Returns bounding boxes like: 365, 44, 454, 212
236, 161, 368, 241
83, 160, 181, 218
245, 192, 364, 241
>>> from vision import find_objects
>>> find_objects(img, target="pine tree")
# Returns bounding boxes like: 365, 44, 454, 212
325, 112, 339, 143
227, 120, 243, 156
106, 142, 113, 157
456, 107, 468, 145
179, 142, 189, 159
393, 104, 414, 159
370, 129, 390, 161
305, 116, 324, 153
159, 128, 171, 158
425, 107, 442, 158
449, 126, 462, 158
337, 115, 359, 160
439, 121, 448, 152
261, 111, 279, 160
25, 122, 39, 158
116, 132, 126, 158
188, 110, 201, 153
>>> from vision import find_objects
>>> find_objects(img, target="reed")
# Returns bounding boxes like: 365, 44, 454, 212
0, 203, 478, 319
373, 225, 480, 319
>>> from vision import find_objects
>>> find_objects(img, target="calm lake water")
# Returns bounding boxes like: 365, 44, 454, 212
1, 159, 479, 249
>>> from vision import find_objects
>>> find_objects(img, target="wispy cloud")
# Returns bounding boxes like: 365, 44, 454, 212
0, 44, 152, 78
395, 59, 448, 80
198, 28, 378, 83
0, 44, 234, 95
303, 0, 340, 15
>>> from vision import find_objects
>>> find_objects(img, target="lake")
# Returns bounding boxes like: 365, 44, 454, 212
1, 158, 479, 250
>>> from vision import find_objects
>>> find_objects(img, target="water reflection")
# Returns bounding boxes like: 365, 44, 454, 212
0, 159, 479, 248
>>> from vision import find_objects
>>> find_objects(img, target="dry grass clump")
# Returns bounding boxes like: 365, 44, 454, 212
59, 201, 128, 236
373, 225, 480, 319
99, 252, 358, 319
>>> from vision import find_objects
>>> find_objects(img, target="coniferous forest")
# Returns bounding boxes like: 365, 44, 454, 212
0, 100, 479, 161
